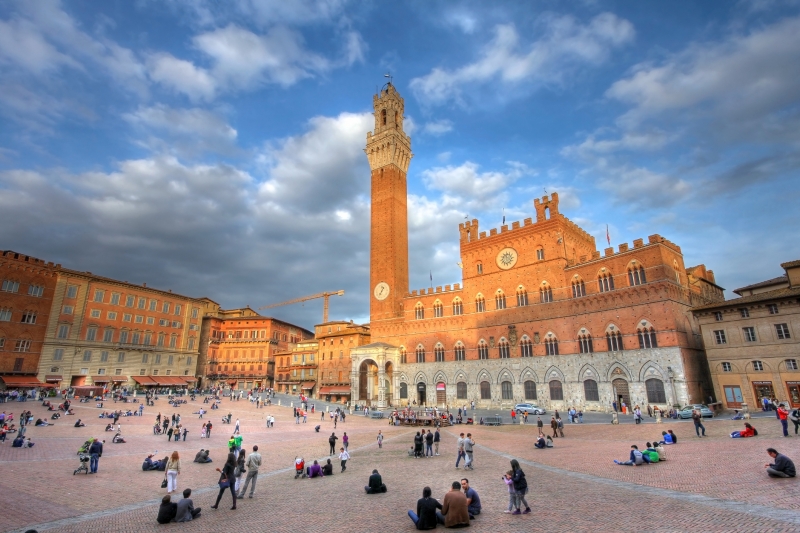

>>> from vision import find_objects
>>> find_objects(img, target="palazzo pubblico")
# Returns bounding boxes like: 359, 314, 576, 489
350, 83, 725, 412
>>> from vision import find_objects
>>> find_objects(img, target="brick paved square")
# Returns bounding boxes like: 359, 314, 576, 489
3, 397, 800, 533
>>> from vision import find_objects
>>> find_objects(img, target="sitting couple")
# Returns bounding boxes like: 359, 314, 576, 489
407, 481, 475, 529
534, 433, 553, 449
157, 489, 201, 523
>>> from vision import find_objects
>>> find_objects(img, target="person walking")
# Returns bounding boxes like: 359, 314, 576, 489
463, 433, 475, 470
537, 417, 543, 433
434, 428, 440, 456
234, 418, 240, 435
233, 452, 246, 493
166, 451, 181, 494
206, 421, 212, 438
339, 447, 350, 472
377, 430, 384, 449
778, 403, 790, 437
509, 459, 531, 514
557, 417, 564, 438
343, 432, 349, 451
211, 453, 237, 510
88, 437, 103, 474
692, 409, 706, 437
550, 416, 559, 438
455, 433, 466, 468
329, 432, 338, 455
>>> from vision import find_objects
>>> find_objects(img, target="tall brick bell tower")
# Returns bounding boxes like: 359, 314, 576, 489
366, 82, 412, 323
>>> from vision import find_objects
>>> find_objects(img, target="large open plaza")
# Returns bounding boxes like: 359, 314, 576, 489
3, 393, 799, 533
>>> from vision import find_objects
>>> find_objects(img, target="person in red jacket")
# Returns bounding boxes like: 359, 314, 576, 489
778, 404, 790, 437
510, 409, 516, 422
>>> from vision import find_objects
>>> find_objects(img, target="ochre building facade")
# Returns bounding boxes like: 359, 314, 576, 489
351, 84, 724, 412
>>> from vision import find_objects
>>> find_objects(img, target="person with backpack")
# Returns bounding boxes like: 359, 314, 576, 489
614, 445, 647, 465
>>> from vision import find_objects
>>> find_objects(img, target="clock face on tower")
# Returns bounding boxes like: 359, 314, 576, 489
374, 282, 390, 301
496, 247, 518, 270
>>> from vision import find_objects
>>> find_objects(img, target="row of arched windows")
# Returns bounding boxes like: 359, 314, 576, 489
399, 378, 667, 403
400, 326, 658, 363
414, 265, 650, 319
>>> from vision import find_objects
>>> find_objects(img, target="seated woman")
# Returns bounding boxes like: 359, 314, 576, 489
545, 435, 554, 448
112, 432, 126, 443
660, 431, 674, 444
74, 419, 85, 427
105, 423, 115, 431
35, 418, 49, 426
535, 435, 546, 449
51, 413, 61, 420
65, 408, 75, 415
731, 422, 757, 438
12, 435, 25, 447
321, 458, 334, 476
307, 459, 323, 478
156, 495, 177, 524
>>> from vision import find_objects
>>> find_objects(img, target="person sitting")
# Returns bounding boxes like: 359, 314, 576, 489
436, 481, 470, 528
143, 454, 162, 471
660, 430, 674, 445
546, 435, 554, 448
365, 469, 387, 494
23, 437, 34, 448
408, 486, 442, 530
65, 408, 75, 415
175, 488, 201, 522
643, 443, 659, 463
73, 419, 85, 428
193, 449, 212, 463
322, 458, 334, 476
294, 457, 306, 479
766, 447, 796, 478
408, 446, 416, 457
307, 459, 323, 478
35, 418, 49, 426
315, 424, 321, 433
12, 435, 25, 447
105, 423, 114, 432
462, 478, 481, 518
112, 432, 126, 443
667, 429, 677, 443
535, 434, 546, 449
156, 494, 177, 524
732, 422, 757, 438
654, 442, 667, 461
614, 445, 645, 466
731, 410, 744, 420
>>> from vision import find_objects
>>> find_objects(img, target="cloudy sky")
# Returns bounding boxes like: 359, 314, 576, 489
1, 0, 799, 329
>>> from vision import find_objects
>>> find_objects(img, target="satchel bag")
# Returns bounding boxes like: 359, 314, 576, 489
218, 476, 230, 489
160, 475, 168, 489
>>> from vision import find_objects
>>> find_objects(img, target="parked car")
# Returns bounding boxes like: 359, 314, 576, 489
514, 403, 546, 415
678, 404, 713, 419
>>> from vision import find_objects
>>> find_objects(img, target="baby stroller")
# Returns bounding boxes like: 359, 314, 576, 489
74, 452, 90, 475
294, 458, 306, 479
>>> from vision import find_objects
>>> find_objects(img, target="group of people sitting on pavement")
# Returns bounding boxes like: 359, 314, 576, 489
614, 442, 668, 465
157, 488, 201, 523
534, 433, 554, 449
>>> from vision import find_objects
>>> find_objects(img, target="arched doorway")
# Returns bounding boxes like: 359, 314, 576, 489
436, 382, 446, 406
612, 378, 630, 412
358, 360, 379, 405
417, 382, 427, 405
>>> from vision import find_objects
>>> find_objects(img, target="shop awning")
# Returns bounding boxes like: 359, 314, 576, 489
319, 386, 351, 395
110, 376, 128, 382
92, 376, 111, 383
182, 376, 197, 382
301, 381, 316, 390
0, 375, 44, 387
45, 375, 63, 382
132, 376, 157, 385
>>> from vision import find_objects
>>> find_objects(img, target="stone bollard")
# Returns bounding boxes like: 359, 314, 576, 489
278, 399, 281, 406
611, 412, 619, 425
349, 409, 353, 415
290, 402, 294, 408
520, 417, 524, 425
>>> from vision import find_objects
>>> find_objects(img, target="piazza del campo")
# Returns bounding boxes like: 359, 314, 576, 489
1, 2, 799, 533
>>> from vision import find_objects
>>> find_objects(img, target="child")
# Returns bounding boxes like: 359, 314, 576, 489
377, 430, 383, 449
503, 470, 515, 513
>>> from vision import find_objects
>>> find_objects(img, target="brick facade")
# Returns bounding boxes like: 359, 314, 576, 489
315, 321, 370, 403
352, 85, 724, 412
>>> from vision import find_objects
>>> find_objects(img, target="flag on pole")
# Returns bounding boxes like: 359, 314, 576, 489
606, 224, 611, 246
502, 208, 505, 225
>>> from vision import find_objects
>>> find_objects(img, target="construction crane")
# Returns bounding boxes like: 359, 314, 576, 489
258, 290, 345, 323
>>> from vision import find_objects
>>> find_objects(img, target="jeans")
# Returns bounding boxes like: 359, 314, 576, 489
781, 419, 789, 436
455, 450, 465, 467
513, 491, 529, 510
767, 468, 792, 478
409, 510, 444, 526
694, 422, 705, 436
90, 453, 99, 473
214, 484, 237, 507
426, 444, 433, 456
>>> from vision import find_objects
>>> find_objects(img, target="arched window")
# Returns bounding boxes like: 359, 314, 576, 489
578, 333, 593, 354
452, 298, 463, 316
399, 382, 408, 399
478, 340, 489, 360
501, 381, 513, 400
545, 336, 559, 356
536, 247, 544, 261
475, 294, 486, 313
456, 382, 467, 399
400, 347, 407, 364
540, 283, 553, 303
433, 301, 443, 318
415, 303, 424, 320
549, 380, 563, 401
584, 379, 599, 401
381, 108, 387, 125
416, 345, 425, 363
598, 272, 615, 292
434, 344, 445, 362
572, 279, 586, 298
454, 343, 465, 361
628, 264, 647, 286
524, 380, 537, 400
520, 336, 533, 357
498, 338, 510, 358
495, 290, 506, 310
645, 378, 666, 403
476, 262, 483, 275
606, 330, 623, 352
480, 381, 491, 399
638, 327, 658, 349
516, 286, 528, 306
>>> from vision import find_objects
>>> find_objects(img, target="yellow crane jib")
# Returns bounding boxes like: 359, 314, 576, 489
258, 290, 345, 323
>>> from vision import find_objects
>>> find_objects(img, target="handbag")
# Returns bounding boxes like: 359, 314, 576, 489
161, 475, 168, 489
218, 477, 230, 489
